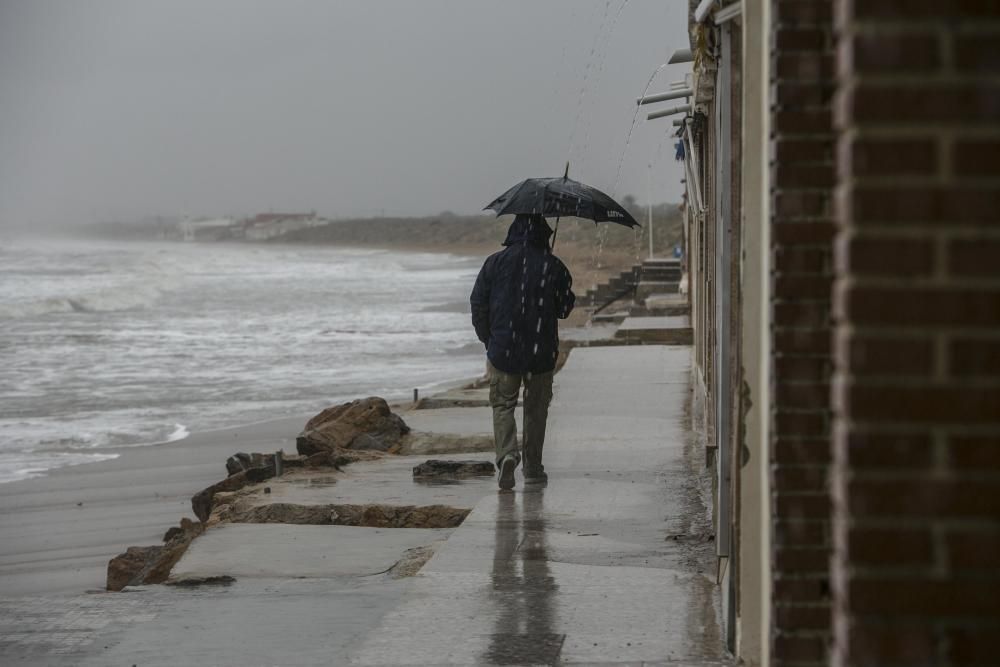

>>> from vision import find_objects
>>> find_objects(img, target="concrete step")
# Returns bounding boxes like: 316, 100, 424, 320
615, 315, 693, 345
636, 281, 680, 298
642, 258, 681, 268
640, 267, 682, 280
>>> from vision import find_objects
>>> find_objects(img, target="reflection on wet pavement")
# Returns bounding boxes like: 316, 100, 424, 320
484, 490, 564, 664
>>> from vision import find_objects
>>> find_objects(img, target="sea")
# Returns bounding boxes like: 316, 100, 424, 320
0, 238, 488, 484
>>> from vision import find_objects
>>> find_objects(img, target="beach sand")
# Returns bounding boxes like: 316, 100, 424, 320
0, 414, 310, 596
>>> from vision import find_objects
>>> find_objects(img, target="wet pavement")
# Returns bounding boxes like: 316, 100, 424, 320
0, 345, 729, 666
172, 524, 454, 579
0, 577, 414, 667
350, 346, 727, 665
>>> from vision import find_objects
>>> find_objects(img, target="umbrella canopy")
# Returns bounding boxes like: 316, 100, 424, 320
484, 174, 640, 228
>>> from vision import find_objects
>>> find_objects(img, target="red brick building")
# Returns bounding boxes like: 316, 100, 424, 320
667, 1, 1000, 665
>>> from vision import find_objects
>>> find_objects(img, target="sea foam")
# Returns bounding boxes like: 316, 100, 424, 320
164, 423, 190, 443
0, 239, 485, 484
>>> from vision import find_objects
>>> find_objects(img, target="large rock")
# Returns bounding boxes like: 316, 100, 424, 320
191, 466, 274, 522
226, 452, 252, 476
296, 397, 409, 456
107, 518, 204, 591
107, 546, 162, 592
143, 518, 204, 584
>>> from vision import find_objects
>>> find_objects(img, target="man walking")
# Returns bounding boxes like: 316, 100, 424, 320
470, 214, 575, 490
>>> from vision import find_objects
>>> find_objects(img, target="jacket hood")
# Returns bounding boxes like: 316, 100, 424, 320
502, 214, 552, 248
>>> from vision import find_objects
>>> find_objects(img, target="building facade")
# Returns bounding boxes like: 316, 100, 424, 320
663, 1, 1000, 665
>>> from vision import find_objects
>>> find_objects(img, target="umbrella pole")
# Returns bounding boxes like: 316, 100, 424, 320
552, 216, 560, 251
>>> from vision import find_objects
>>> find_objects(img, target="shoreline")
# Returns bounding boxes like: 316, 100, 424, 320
1, 368, 483, 488
0, 237, 492, 488
0, 364, 483, 489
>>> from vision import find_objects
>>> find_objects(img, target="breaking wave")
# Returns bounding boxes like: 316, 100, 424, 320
163, 423, 190, 443
0, 451, 121, 485
0, 284, 166, 319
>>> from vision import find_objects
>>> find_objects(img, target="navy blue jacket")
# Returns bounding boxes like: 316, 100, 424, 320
470, 215, 575, 374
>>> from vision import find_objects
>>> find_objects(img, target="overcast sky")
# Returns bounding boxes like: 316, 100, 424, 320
0, 0, 689, 226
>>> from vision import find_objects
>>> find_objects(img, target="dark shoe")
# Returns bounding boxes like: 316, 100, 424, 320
524, 469, 548, 485
498, 455, 517, 490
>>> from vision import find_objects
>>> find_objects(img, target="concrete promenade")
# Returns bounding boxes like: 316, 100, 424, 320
349, 345, 727, 665
0, 345, 729, 666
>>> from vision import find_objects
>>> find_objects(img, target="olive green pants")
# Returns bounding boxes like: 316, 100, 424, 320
487, 360, 554, 475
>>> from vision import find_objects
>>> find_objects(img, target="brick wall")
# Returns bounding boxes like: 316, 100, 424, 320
769, 1, 837, 664
832, 3, 1000, 666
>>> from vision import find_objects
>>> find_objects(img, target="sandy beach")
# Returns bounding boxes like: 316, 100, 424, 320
0, 365, 491, 598
0, 413, 311, 596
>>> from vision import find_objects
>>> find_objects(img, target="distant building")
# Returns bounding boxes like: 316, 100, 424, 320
241, 212, 323, 241
178, 217, 237, 241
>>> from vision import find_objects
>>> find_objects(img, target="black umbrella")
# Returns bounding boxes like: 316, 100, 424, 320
484, 164, 641, 229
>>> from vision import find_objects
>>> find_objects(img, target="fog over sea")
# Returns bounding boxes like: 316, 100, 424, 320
0, 239, 487, 484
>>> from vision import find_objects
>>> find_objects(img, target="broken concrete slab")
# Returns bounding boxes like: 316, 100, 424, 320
240, 454, 496, 511
170, 524, 453, 579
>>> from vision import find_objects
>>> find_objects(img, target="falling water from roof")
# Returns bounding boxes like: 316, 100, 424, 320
580, 0, 631, 173
566, 0, 615, 169
593, 60, 670, 269
612, 61, 670, 199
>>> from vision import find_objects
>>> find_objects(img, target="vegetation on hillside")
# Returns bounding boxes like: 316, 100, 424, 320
280, 202, 683, 292
74, 200, 684, 292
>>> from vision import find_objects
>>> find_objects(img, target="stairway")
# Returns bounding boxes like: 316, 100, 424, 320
635, 258, 682, 299
580, 258, 683, 310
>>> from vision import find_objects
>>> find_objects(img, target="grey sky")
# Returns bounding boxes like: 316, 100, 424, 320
0, 0, 689, 226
